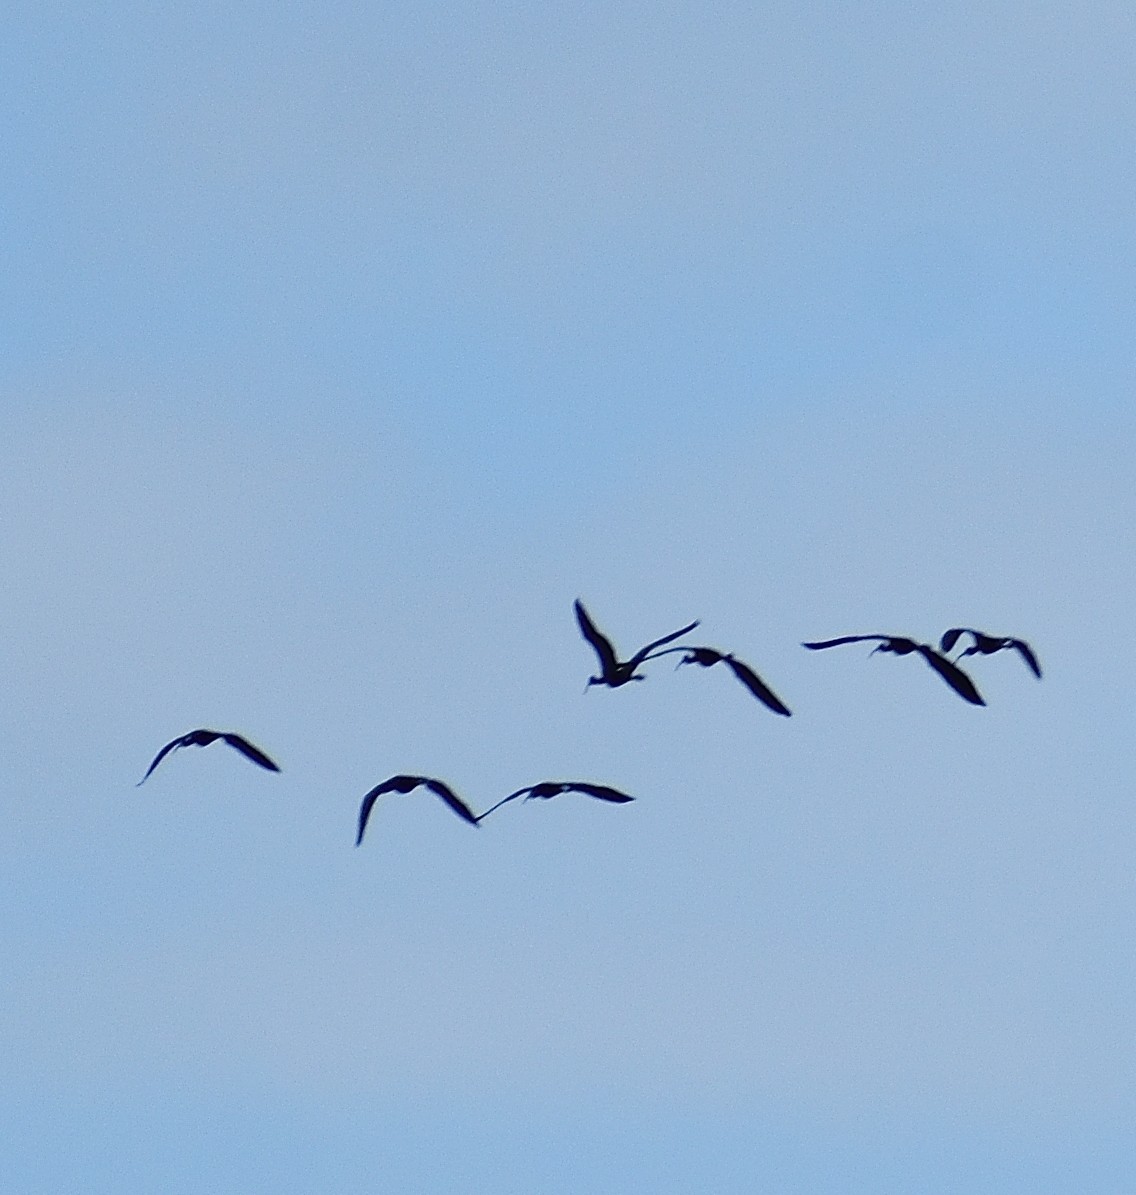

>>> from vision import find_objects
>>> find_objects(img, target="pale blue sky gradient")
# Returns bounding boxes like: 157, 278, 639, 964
3, 3, 1136, 1190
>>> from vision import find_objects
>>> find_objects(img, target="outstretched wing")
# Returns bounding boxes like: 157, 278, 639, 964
220, 734, 281, 773
355, 777, 410, 845
423, 779, 480, 826
477, 780, 635, 821
917, 648, 986, 706
557, 782, 635, 804
1010, 639, 1042, 678
475, 786, 531, 821
136, 733, 195, 786
574, 600, 619, 675
802, 635, 886, 650
722, 656, 793, 716
631, 619, 701, 667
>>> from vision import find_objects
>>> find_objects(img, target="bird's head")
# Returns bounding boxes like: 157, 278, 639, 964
873, 638, 916, 656
679, 647, 719, 668
524, 783, 563, 802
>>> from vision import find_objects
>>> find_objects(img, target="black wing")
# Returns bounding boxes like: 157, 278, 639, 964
917, 648, 986, 706
574, 600, 619, 675
1010, 639, 1042, 678
136, 733, 197, 786
475, 788, 529, 821
556, 781, 635, 804
423, 779, 480, 826
220, 733, 281, 773
476, 782, 553, 821
630, 619, 701, 667
355, 776, 412, 845
802, 635, 888, 650
721, 655, 792, 716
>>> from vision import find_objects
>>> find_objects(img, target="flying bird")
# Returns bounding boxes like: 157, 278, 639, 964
648, 645, 792, 716
355, 774, 479, 846
137, 729, 281, 786
939, 628, 1042, 678
802, 635, 986, 706
575, 599, 699, 688
476, 780, 635, 822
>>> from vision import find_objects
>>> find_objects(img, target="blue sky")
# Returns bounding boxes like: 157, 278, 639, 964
3, 3, 1136, 1191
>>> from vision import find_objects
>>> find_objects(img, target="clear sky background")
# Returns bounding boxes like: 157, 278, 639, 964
3, 3, 1135, 1191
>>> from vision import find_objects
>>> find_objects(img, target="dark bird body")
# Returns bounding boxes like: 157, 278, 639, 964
939, 628, 1042, 678
137, 729, 281, 785
802, 635, 986, 706
649, 645, 792, 716
574, 599, 698, 688
355, 775, 479, 846
476, 780, 635, 822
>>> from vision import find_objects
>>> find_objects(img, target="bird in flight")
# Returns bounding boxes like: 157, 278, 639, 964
647, 645, 792, 716
939, 628, 1042, 678
476, 780, 635, 822
137, 729, 281, 785
574, 599, 699, 688
355, 774, 479, 846
802, 635, 986, 706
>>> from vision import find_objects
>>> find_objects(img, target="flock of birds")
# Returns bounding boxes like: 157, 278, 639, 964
138, 601, 1042, 845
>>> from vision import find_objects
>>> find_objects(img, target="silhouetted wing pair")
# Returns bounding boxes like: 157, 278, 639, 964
355, 775, 479, 846
575, 600, 791, 716
355, 775, 634, 845
574, 599, 698, 687
940, 628, 1042, 678
476, 780, 635, 822
138, 729, 281, 785
802, 635, 985, 706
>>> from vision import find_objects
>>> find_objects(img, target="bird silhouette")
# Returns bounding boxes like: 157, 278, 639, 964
802, 635, 986, 706
648, 645, 792, 716
476, 780, 635, 822
575, 599, 699, 688
939, 628, 1042, 678
355, 774, 479, 846
137, 729, 281, 785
